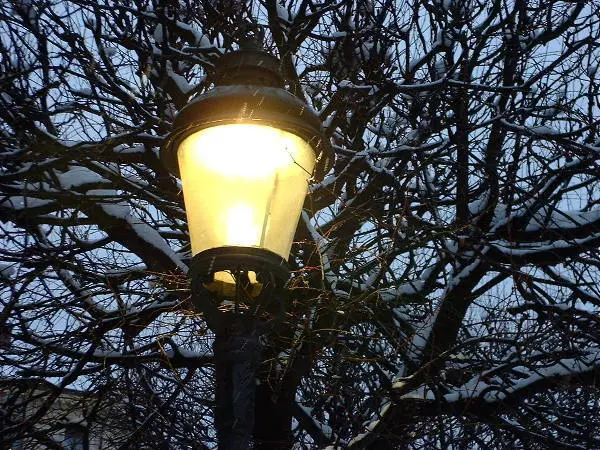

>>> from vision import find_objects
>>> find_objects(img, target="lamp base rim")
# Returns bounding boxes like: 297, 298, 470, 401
190, 246, 289, 285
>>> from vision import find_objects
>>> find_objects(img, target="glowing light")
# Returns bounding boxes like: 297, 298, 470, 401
225, 204, 259, 246
177, 123, 316, 258
184, 124, 300, 179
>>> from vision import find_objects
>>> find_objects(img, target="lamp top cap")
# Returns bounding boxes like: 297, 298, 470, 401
211, 41, 285, 88
161, 41, 334, 180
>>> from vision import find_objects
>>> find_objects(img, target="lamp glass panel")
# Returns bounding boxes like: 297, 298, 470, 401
177, 123, 316, 259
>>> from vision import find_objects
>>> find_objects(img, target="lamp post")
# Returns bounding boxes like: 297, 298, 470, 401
161, 42, 331, 449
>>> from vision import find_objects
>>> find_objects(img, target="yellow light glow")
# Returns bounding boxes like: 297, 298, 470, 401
186, 124, 299, 179
226, 204, 259, 246
204, 270, 262, 298
177, 123, 316, 259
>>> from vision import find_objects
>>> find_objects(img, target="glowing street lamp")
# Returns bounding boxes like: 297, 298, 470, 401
162, 45, 331, 300
161, 43, 331, 449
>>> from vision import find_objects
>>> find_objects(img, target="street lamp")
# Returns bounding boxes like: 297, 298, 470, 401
161, 43, 331, 449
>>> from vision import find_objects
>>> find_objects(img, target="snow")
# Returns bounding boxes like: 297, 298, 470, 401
438, 0, 453, 11
381, 280, 425, 301
15, 0, 32, 10
337, 80, 375, 93
0, 262, 16, 280
58, 269, 82, 290
169, 346, 212, 360
175, 20, 205, 45
420, 265, 436, 282
153, 24, 164, 43
56, 166, 108, 189
105, 265, 147, 277
195, 33, 215, 49
440, 348, 600, 404
524, 209, 600, 232
88, 189, 187, 272
398, 385, 435, 400
330, 31, 347, 38
301, 211, 330, 258
14, 0, 37, 22
492, 203, 508, 227
296, 402, 333, 440
491, 234, 600, 257
500, 120, 562, 136
348, 402, 391, 446
310, 174, 337, 192
406, 307, 440, 362
58, 138, 84, 148
166, 62, 192, 94
74, 87, 92, 96
276, 1, 293, 23
494, 170, 568, 229
529, 125, 560, 135
114, 144, 145, 154
82, 16, 95, 28
87, 189, 128, 218
444, 239, 458, 254
54, 102, 78, 113
101, 46, 116, 57
468, 190, 490, 216
131, 223, 185, 269
433, 29, 452, 48
1, 196, 53, 210
445, 256, 485, 292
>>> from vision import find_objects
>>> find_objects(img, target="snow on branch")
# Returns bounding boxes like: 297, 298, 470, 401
87, 189, 187, 273
17, 332, 212, 371
393, 347, 600, 413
